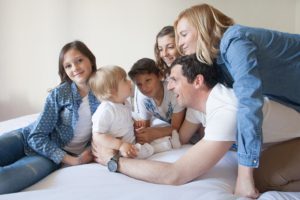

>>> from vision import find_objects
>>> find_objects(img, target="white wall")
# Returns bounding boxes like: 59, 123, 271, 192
296, 0, 300, 33
0, 0, 298, 121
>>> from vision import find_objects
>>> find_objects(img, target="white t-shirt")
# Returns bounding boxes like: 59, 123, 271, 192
133, 81, 185, 123
186, 83, 300, 144
92, 100, 135, 144
64, 95, 92, 155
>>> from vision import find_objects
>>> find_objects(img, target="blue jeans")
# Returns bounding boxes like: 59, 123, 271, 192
0, 130, 60, 194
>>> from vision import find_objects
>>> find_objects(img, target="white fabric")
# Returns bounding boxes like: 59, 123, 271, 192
185, 108, 206, 126
204, 83, 238, 141
1, 114, 300, 200
0, 114, 38, 134
64, 95, 92, 155
134, 81, 184, 122
92, 100, 135, 143
188, 83, 300, 145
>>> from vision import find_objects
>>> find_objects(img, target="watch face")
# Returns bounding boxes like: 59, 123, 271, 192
108, 159, 118, 172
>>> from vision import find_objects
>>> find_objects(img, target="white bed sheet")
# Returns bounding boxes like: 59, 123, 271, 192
0, 114, 299, 200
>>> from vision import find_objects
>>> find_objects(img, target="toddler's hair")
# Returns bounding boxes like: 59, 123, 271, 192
89, 65, 127, 101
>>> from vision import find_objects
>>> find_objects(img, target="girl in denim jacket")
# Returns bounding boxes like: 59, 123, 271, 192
0, 40, 100, 194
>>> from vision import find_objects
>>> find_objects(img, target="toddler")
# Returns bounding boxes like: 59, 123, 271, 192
89, 66, 181, 159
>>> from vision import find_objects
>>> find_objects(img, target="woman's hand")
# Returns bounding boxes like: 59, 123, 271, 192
62, 147, 94, 166
119, 142, 138, 158
78, 147, 94, 164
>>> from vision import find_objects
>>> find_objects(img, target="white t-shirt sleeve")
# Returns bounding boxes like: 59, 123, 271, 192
185, 108, 206, 126
204, 106, 237, 141
92, 104, 113, 134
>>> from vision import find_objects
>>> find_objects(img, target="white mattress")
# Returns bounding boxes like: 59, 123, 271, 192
1, 114, 299, 200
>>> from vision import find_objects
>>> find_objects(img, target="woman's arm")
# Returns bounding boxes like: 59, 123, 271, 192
224, 37, 263, 167
62, 147, 93, 165
27, 91, 66, 164
223, 37, 263, 198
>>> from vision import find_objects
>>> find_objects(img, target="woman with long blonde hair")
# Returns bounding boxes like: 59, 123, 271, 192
174, 3, 300, 198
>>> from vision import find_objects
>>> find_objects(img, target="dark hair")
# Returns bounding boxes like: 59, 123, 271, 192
171, 54, 219, 88
128, 58, 160, 81
58, 40, 97, 84
154, 26, 176, 78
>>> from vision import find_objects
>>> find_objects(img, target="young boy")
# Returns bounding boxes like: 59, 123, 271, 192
89, 66, 181, 159
129, 58, 185, 147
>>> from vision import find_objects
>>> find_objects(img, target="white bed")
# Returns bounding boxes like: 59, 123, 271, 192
0, 114, 300, 200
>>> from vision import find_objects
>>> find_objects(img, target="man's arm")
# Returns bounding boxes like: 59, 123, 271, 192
95, 139, 233, 185
119, 139, 233, 184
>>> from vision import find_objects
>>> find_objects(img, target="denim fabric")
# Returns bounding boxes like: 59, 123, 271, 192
0, 131, 60, 194
22, 82, 100, 164
217, 24, 300, 167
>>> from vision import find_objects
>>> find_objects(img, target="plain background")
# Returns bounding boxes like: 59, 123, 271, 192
0, 0, 299, 121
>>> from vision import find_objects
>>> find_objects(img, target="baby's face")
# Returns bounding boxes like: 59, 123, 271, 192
116, 78, 132, 101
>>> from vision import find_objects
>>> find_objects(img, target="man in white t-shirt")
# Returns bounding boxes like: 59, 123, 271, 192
94, 55, 300, 194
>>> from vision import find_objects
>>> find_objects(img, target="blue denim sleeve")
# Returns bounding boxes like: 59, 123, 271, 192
27, 90, 66, 164
224, 38, 263, 167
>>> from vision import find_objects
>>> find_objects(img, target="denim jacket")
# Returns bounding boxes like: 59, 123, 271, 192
217, 24, 300, 167
22, 82, 100, 164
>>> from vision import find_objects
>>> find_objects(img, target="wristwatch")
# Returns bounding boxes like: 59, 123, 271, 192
107, 154, 120, 172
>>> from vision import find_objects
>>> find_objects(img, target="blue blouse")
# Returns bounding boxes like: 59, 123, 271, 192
217, 24, 300, 167
21, 82, 100, 164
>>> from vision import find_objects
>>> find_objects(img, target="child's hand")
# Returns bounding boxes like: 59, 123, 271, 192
135, 127, 153, 144
133, 120, 148, 129
119, 142, 138, 158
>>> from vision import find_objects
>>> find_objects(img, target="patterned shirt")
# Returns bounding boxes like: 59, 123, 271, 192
134, 82, 184, 123
21, 82, 100, 164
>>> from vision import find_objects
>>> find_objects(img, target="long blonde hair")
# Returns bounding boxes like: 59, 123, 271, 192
174, 4, 234, 65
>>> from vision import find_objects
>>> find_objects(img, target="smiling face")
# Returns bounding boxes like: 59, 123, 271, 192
167, 64, 194, 107
63, 48, 93, 87
157, 35, 179, 67
176, 17, 198, 55
134, 73, 163, 98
